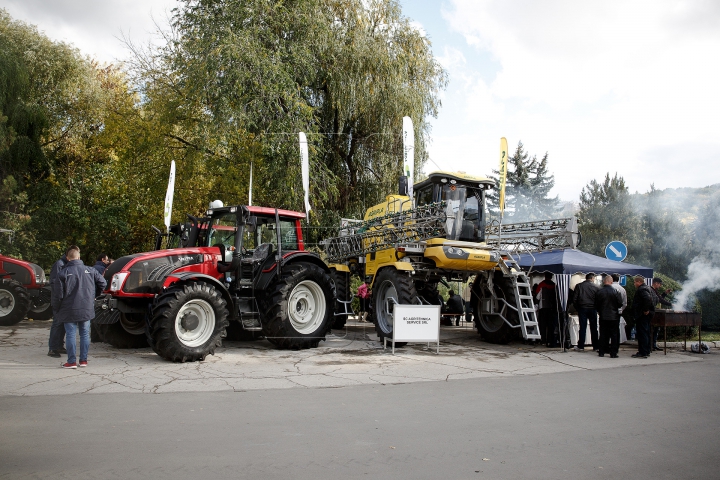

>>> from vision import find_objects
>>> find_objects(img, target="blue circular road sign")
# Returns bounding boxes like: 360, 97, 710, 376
605, 241, 628, 262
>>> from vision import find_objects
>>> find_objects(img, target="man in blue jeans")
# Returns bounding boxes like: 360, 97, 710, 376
51, 246, 106, 369
572, 273, 599, 351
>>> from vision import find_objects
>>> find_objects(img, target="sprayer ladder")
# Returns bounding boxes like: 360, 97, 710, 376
501, 258, 541, 340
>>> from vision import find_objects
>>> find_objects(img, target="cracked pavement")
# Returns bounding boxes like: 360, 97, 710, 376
0, 318, 701, 396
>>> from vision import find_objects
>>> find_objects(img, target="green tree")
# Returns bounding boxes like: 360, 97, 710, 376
129, 0, 445, 221
487, 141, 561, 222
576, 173, 640, 261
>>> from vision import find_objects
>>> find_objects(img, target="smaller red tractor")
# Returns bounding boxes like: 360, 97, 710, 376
0, 254, 52, 325
94, 205, 337, 362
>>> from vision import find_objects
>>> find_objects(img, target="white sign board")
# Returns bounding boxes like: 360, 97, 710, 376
387, 304, 440, 354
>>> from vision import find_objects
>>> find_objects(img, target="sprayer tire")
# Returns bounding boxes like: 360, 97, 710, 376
371, 269, 414, 347
472, 275, 517, 344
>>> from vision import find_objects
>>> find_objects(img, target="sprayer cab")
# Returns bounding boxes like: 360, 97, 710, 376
413, 171, 494, 243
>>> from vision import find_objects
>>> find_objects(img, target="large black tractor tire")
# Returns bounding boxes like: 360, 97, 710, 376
97, 313, 149, 349
0, 280, 31, 326
371, 269, 415, 347
28, 286, 53, 320
471, 274, 518, 344
148, 282, 229, 362
260, 262, 334, 350
224, 320, 262, 342
330, 269, 351, 329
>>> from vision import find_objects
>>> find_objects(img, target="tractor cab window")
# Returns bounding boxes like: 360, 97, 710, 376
207, 214, 237, 250
247, 218, 299, 253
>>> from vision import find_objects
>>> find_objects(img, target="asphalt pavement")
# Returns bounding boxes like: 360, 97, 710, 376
1, 319, 718, 479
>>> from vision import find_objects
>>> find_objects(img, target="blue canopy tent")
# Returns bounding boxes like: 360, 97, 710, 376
513, 248, 653, 311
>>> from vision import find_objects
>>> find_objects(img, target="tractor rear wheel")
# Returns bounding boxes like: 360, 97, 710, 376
330, 269, 350, 329
0, 280, 30, 326
148, 282, 229, 362
260, 262, 333, 350
28, 286, 52, 320
98, 313, 149, 349
472, 274, 517, 344
371, 269, 414, 346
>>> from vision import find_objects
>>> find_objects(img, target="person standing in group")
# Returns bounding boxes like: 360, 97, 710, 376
534, 272, 559, 347
572, 273, 599, 351
651, 278, 672, 351
595, 275, 624, 358
52, 246, 106, 368
632, 275, 655, 359
93, 254, 110, 275
46, 246, 74, 358
357, 276, 371, 322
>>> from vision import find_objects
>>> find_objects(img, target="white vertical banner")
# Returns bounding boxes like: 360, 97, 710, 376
163, 160, 176, 233
299, 132, 311, 217
402, 116, 414, 201
248, 162, 253, 206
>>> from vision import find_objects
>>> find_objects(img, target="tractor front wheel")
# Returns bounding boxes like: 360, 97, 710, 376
260, 262, 333, 350
98, 313, 149, 349
28, 286, 53, 320
472, 275, 517, 344
0, 280, 30, 326
148, 282, 229, 362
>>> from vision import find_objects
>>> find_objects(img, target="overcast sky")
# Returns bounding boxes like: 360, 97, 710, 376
3, 0, 719, 202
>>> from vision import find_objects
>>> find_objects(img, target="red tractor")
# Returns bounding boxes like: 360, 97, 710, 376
0, 254, 52, 325
94, 205, 337, 362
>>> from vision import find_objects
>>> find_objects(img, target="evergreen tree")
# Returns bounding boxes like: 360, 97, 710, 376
487, 141, 561, 222
577, 173, 644, 262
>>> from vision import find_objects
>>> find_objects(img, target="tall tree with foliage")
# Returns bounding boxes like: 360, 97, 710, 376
128, 0, 445, 222
487, 141, 561, 222
576, 173, 639, 260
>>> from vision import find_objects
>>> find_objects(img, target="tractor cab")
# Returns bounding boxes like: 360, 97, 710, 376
413, 171, 494, 243
202, 205, 304, 264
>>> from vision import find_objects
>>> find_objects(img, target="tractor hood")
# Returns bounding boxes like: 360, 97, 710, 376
105, 247, 220, 295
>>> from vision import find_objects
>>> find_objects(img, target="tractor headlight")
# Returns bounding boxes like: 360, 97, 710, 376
110, 272, 129, 292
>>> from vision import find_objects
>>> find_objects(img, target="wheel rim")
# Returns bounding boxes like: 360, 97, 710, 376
120, 313, 147, 335
174, 299, 215, 347
0, 289, 15, 317
288, 280, 326, 334
374, 279, 397, 335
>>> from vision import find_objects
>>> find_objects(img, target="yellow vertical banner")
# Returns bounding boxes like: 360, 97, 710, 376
498, 137, 508, 219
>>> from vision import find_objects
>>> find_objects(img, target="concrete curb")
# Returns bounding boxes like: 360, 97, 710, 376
623, 339, 719, 349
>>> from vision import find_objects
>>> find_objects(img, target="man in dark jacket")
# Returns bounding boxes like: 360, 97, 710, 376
651, 278, 673, 351
47, 247, 74, 358
93, 254, 109, 275
52, 246, 106, 368
572, 273, 599, 351
445, 290, 464, 326
632, 275, 655, 358
595, 275, 624, 358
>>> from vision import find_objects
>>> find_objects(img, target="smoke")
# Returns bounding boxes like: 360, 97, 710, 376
673, 257, 720, 311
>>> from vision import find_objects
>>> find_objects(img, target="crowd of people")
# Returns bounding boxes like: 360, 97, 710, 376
532, 271, 673, 358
